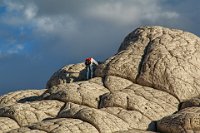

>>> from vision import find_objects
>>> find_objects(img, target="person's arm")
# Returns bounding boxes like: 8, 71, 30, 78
92, 58, 99, 65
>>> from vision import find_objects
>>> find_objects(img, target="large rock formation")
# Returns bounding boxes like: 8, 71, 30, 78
1, 26, 200, 133
96, 26, 200, 101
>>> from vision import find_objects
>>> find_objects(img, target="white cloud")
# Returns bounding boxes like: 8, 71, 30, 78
0, 44, 24, 58
1, 1, 35, 26
36, 17, 54, 32
24, 4, 38, 19
87, 2, 140, 25
86, 0, 179, 25
2, 1, 77, 35
34, 15, 77, 36
163, 12, 179, 19
4, 0, 24, 12
1, 0, 180, 38
16, 44, 24, 50
0, 0, 181, 60
7, 44, 24, 54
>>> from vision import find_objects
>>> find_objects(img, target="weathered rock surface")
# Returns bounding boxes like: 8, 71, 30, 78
46, 63, 86, 88
114, 130, 157, 133
0, 100, 64, 126
9, 118, 156, 133
8, 127, 47, 133
88, 77, 105, 86
0, 89, 45, 107
96, 26, 200, 101
100, 83, 179, 124
104, 76, 133, 92
102, 107, 152, 130
10, 118, 99, 133
59, 102, 130, 133
157, 107, 200, 133
0, 117, 20, 133
44, 81, 109, 108
2, 26, 200, 133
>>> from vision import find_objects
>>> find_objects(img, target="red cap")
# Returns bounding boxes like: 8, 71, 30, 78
85, 57, 92, 61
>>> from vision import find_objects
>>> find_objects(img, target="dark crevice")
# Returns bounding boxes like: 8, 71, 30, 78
29, 126, 48, 132
136, 39, 152, 83
147, 121, 157, 131
17, 96, 43, 103
56, 102, 67, 118
98, 92, 110, 109
102, 76, 108, 90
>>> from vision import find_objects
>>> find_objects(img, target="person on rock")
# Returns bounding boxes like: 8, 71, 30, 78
85, 57, 99, 80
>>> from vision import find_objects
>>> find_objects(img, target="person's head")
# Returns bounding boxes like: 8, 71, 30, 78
85, 58, 92, 65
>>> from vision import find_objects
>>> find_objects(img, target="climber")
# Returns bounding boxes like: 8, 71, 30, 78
85, 57, 99, 80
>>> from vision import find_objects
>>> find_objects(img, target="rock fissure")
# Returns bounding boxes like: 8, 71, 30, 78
136, 39, 152, 83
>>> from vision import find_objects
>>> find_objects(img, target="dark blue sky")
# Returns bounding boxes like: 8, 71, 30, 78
1, 0, 200, 95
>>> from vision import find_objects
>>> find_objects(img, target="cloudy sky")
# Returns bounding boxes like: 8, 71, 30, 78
0, 0, 200, 95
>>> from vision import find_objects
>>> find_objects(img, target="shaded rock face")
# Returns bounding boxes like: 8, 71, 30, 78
179, 97, 200, 110
1, 26, 200, 133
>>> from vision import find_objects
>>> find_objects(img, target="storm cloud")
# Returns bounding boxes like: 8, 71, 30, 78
0, 0, 200, 94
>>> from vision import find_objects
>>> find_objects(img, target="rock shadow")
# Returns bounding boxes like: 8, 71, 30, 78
17, 96, 43, 103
